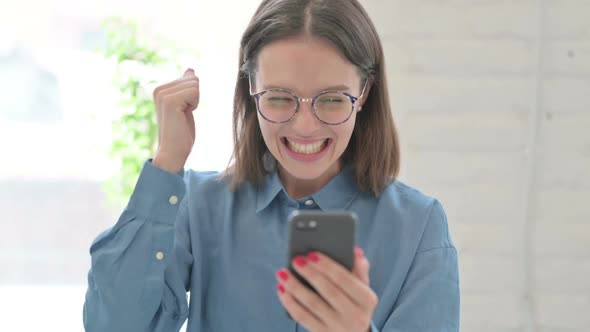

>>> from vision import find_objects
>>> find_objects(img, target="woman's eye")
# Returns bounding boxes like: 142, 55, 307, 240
268, 97, 293, 103
318, 97, 345, 103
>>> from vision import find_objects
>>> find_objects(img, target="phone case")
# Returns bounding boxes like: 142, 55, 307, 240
287, 210, 358, 293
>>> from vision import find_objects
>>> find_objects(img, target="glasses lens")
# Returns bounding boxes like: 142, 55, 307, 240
258, 90, 297, 122
314, 92, 353, 124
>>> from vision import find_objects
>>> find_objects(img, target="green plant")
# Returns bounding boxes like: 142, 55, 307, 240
97, 17, 194, 207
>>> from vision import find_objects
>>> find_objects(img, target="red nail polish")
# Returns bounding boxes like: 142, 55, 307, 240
294, 256, 307, 267
277, 269, 288, 281
277, 284, 285, 294
307, 252, 319, 263
355, 247, 364, 258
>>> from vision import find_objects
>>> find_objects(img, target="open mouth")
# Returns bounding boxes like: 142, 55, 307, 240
281, 137, 330, 155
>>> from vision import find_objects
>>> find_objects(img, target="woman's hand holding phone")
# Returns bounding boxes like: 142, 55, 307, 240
275, 247, 378, 332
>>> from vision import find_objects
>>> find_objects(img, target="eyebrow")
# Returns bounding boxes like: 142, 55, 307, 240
262, 84, 351, 92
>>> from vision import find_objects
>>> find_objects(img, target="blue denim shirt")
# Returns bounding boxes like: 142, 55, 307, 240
84, 160, 460, 332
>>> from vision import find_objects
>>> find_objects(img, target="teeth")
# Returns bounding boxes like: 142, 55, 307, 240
287, 139, 327, 154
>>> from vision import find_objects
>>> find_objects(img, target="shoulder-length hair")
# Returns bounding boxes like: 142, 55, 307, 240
225, 0, 400, 196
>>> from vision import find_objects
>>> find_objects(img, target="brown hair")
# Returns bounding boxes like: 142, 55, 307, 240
225, 0, 400, 196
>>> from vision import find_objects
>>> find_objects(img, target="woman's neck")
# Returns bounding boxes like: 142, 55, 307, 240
278, 162, 341, 200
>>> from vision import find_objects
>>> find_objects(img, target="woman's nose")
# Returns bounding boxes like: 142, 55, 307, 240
291, 101, 322, 133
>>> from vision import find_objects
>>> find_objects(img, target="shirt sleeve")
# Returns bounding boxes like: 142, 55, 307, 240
376, 200, 461, 332
83, 159, 193, 332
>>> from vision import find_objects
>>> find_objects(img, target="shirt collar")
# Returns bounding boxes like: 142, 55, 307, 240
312, 165, 360, 210
255, 171, 284, 213
256, 165, 360, 213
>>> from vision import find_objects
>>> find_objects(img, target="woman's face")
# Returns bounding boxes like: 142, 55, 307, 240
254, 36, 364, 182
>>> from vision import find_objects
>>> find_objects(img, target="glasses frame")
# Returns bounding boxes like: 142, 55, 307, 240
249, 76, 370, 125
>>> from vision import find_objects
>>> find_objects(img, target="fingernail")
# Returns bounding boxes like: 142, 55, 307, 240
355, 247, 364, 258
277, 284, 285, 294
307, 252, 319, 263
294, 256, 307, 267
277, 269, 288, 281
185, 68, 194, 74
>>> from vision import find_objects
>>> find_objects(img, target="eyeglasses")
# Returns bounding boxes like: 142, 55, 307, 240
249, 77, 369, 125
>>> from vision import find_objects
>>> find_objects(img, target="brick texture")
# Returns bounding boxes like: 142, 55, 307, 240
362, 0, 590, 330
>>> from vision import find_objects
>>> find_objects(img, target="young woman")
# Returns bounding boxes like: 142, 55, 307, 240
83, 0, 460, 331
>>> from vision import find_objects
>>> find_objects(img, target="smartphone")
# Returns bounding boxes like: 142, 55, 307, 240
287, 210, 358, 293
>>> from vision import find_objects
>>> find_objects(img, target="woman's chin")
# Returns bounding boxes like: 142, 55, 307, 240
277, 159, 341, 182
284, 167, 325, 181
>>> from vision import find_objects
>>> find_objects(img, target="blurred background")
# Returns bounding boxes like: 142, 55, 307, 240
0, 0, 588, 331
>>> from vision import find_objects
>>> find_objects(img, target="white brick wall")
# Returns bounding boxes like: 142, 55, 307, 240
362, 0, 590, 331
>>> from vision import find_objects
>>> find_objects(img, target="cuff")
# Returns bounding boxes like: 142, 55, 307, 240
126, 159, 186, 223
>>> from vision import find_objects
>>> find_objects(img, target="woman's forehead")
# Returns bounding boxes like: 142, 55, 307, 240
255, 37, 360, 93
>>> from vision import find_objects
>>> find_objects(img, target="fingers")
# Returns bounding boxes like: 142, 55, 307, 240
155, 79, 199, 141
277, 252, 378, 332
276, 267, 336, 321
353, 247, 370, 285
184, 68, 194, 78
185, 109, 195, 141
153, 68, 199, 100
276, 269, 331, 331
161, 82, 200, 111
290, 255, 358, 320
151, 67, 199, 173
305, 251, 378, 311
276, 286, 326, 332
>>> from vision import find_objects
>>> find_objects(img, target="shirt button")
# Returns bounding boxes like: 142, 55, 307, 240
169, 195, 178, 205
305, 199, 314, 206
155, 251, 165, 261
